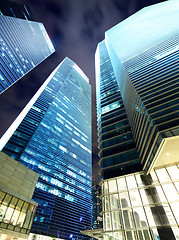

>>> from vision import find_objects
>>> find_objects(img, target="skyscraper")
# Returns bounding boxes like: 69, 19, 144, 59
84, 1, 179, 239
0, 14, 55, 94
0, 57, 92, 239
96, 41, 141, 180
104, 0, 179, 174
0, 0, 34, 20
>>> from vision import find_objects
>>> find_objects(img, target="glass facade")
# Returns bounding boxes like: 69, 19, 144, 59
101, 164, 179, 240
105, 1, 179, 173
123, 34, 179, 173
91, 2, 179, 240
95, 41, 141, 180
1, 58, 92, 239
0, 15, 55, 94
0, 190, 37, 237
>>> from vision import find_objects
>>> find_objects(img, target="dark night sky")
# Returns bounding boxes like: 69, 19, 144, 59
0, 0, 166, 184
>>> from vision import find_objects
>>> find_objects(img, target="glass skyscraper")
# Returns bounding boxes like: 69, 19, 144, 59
83, 1, 179, 239
0, 57, 92, 239
0, 14, 55, 94
0, 0, 34, 20
104, 0, 179, 174
96, 41, 142, 180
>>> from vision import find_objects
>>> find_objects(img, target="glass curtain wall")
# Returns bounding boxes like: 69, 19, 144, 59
95, 41, 141, 180
1, 58, 92, 239
101, 164, 179, 240
0, 190, 37, 236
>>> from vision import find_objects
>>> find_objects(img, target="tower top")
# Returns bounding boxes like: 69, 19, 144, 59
105, 0, 179, 62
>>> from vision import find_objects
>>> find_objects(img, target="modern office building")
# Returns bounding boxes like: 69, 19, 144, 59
83, 1, 179, 240
96, 41, 142, 180
0, 14, 55, 94
104, 0, 179, 175
0, 58, 92, 239
0, 151, 38, 240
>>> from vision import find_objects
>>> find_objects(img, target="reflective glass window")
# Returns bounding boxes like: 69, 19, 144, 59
142, 186, 166, 204
120, 192, 131, 208
149, 204, 171, 226
104, 232, 114, 240
0, 191, 5, 204
103, 181, 108, 194
166, 165, 179, 181
126, 175, 137, 189
102, 197, 105, 212
11, 209, 21, 225
133, 207, 148, 228
150, 228, 160, 240
144, 207, 156, 227
104, 195, 110, 211
171, 227, 179, 240
21, 202, 29, 212
4, 207, 14, 223
135, 173, 146, 187
161, 203, 176, 225
143, 230, 151, 240
150, 171, 159, 184
113, 231, 125, 239
2, 194, 12, 205
101, 101, 120, 114
105, 212, 112, 231
9, 197, 18, 208
108, 180, 117, 193
138, 230, 144, 240
126, 230, 138, 240
129, 190, 142, 207
110, 194, 119, 210
111, 211, 122, 230
17, 212, 26, 227
117, 178, 127, 192
137, 173, 156, 187
170, 202, 179, 224
138, 229, 151, 240
0, 205, 7, 221
123, 210, 135, 229
153, 186, 166, 203
23, 205, 33, 229
139, 189, 150, 205
16, 199, 24, 210
162, 183, 178, 201
155, 168, 170, 183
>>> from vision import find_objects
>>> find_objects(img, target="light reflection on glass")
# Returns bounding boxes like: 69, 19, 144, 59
162, 184, 178, 201
108, 179, 117, 193
101, 164, 179, 240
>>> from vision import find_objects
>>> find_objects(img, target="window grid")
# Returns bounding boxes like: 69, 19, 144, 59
0, 190, 36, 234
101, 165, 179, 239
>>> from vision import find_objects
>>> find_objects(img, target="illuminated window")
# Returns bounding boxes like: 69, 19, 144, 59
59, 145, 67, 153
108, 180, 117, 193
101, 101, 120, 114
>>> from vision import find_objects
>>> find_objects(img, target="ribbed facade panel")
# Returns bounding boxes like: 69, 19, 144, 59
96, 41, 141, 180
124, 34, 179, 172
0, 15, 55, 94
